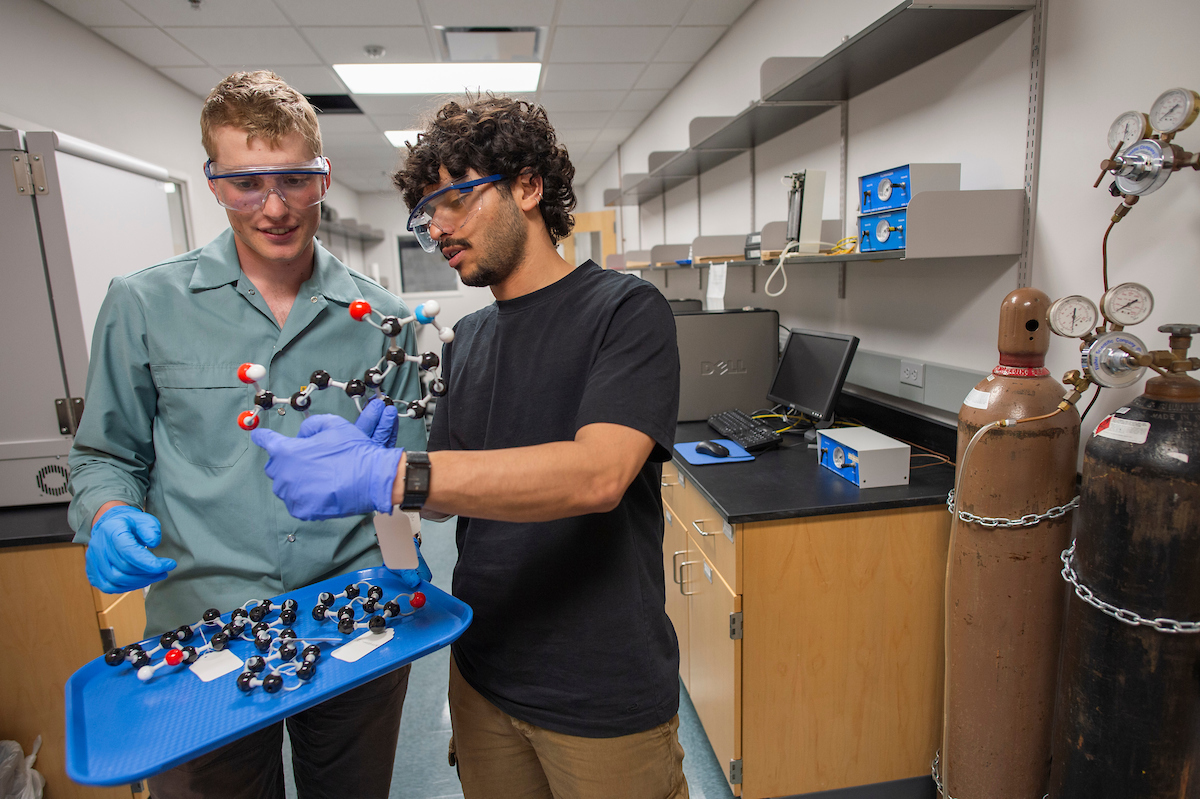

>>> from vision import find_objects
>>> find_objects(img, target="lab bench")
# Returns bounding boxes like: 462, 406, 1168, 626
665, 410, 954, 799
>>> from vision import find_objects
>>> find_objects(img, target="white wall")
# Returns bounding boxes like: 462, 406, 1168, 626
1, 0, 359, 256
580, 0, 1200, 428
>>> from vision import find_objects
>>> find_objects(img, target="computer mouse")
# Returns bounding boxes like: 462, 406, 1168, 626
696, 440, 730, 458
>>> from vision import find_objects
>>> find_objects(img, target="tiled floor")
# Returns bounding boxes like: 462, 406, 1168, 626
285, 516, 733, 799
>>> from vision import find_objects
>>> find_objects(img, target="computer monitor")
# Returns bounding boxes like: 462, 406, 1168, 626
767, 328, 859, 424
667, 299, 703, 313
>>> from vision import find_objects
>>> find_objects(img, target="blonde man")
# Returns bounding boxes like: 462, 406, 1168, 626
68, 71, 426, 798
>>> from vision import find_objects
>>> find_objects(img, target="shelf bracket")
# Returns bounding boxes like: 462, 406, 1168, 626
1019, 0, 1047, 288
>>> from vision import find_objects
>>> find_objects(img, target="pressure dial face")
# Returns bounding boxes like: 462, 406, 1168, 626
1149, 88, 1200, 134
875, 219, 892, 243
1048, 295, 1100, 338
876, 178, 893, 202
1100, 282, 1154, 326
831, 447, 846, 468
1107, 110, 1151, 152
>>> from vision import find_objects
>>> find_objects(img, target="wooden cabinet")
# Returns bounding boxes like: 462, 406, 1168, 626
0, 542, 144, 799
663, 466, 951, 798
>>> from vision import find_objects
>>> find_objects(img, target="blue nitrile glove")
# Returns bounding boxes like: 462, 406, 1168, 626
85, 506, 177, 594
252, 414, 404, 521
355, 397, 399, 448
394, 534, 434, 590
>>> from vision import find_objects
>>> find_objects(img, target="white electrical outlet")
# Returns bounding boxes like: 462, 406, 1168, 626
900, 359, 925, 388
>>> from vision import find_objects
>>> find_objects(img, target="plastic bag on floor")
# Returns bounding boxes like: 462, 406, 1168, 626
0, 737, 45, 799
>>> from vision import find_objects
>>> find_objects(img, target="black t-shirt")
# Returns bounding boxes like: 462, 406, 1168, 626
428, 260, 681, 737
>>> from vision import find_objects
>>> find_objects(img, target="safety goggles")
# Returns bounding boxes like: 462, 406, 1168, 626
205, 157, 331, 212
406, 174, 504, 252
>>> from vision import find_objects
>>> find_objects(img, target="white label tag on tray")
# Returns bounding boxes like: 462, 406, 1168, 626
963, 388, 990, 410
190, 649, 243, 682
1094, 416, 1150, 444
332, 627, 394, 663
1115, 406, 1131, 415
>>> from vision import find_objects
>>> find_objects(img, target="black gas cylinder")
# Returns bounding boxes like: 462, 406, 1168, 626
1049, 367, 1200, 798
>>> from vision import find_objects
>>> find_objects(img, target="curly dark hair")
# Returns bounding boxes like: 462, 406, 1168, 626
392, 94, 576, 243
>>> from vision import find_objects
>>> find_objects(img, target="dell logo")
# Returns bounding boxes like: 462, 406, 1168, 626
701, 360, 747, 376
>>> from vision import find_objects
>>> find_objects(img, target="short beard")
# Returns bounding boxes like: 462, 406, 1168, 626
460, 188, 527, 288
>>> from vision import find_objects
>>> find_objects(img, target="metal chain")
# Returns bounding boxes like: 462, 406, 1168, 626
1060, 540, 1200, 633
932, 751, 1048, 799
947, 490, 1080, 529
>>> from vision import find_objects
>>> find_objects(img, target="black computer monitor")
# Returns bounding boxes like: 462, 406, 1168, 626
667, 298, 703, 313
766, 328, 860, 423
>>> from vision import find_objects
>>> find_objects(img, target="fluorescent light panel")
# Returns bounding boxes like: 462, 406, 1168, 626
385, 130, 422, 148
334, 63, 541, 95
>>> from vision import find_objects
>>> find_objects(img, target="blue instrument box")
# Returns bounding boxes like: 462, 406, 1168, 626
858, 209, 908, 253
817, 427, 910, 488
858, 163, 960, 215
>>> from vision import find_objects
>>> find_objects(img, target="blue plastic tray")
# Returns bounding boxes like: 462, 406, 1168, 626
65, 567, 472, 786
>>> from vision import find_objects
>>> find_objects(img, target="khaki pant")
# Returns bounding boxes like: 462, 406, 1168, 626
448, 658, 689, 799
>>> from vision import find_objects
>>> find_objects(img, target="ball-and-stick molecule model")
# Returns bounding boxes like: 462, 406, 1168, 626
236, 300, 454, 431
102, 582, 426, 695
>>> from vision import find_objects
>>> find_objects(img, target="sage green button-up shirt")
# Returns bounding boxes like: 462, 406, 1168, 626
68, 229, 426, 636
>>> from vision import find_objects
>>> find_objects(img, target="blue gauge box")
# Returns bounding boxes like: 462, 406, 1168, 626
858, 163, 960, 215
858, 209, 907, 253
817, 427, 910, 489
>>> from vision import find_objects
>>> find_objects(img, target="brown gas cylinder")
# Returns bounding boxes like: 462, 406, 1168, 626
1048, 326, 1200, 799
939, 288, 1080, 799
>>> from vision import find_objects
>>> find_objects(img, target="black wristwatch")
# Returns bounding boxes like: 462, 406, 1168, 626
400, 451, 431, 509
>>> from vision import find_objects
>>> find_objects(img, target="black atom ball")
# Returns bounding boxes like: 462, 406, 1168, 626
262, 673, 284, 694
237, 672, 255, 692
105, 648, 125, 666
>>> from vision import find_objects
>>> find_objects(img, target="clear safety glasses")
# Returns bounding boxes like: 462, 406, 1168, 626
205, 157, 331, 212
406, 174, 504, 252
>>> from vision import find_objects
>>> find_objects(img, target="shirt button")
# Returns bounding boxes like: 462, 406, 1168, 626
248, 289, 256, 295
311, 296, 319, 303
287, 534, 296, 543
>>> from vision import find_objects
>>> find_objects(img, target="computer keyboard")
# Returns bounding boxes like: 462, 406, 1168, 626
706, 409, 784, 453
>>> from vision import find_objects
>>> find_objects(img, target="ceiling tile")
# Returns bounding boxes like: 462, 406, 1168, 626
542, 110, 613, 129
423, 0, 557, 28
654, 26, 725, 62
592, 127, 635, 146
167, 26, 322, 66
221, 65, 349, 94
542, 63, 644, 92
558, 129, 603, 146
557, 0, 690, 26
312, 114, 380, 135
633, 61, 692, 90
607, 110, 651, 128
41, 0, 150, 27
351, 95, 447, 118
680, 0, 755, 26
275, 0, 422, 26
322, 132, 396, 159
539, 91, 627, 113
122, 0, 288, 27
157, 66, 226, 98
93, 27, 204, 67
548, 26, 671, 64
619, 89, 667, 112
301, 26, 432, 64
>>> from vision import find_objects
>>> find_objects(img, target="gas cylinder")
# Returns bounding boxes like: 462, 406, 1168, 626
939, 288, 1080, 799
1049, 324, 1200, 799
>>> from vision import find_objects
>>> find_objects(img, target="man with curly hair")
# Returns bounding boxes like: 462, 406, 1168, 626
253, 95, 687, 798
68, 71, 427, 798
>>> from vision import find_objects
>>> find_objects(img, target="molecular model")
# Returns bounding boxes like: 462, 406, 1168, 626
103, 581, 426, 695
236, 299, 455, 431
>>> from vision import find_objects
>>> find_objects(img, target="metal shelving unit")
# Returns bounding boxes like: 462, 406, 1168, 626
606, 0, 1032, 207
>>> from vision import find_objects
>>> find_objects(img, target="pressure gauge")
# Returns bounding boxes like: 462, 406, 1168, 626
1107, 110, 1152, 152
831, 447, 847, 468
875, 219, 892, 243
1149, 88, 1200, 135
876, 178, 893, 202
1048, 295, 1100, 338
1100, 282, 1154, 326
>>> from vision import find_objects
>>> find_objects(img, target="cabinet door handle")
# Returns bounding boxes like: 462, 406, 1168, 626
661, 476, 680, 487
679, 560, 701, 595
671, 550, 688, 584
692, 519, 719, 537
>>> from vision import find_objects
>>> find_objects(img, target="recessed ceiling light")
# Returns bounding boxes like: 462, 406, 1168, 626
384, 130, 422, 148
334, 63, 542, 95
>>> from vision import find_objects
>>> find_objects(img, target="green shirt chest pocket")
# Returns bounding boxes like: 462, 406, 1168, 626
151, 364, 250, 468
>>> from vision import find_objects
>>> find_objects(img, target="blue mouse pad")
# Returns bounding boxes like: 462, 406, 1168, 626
675, 439, 755, 465
65, 568, 471, 786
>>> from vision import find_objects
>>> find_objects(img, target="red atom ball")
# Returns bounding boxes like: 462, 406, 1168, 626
165, 648, 184, 666
349, 300, 372, 321
409, 592, 426, 609
237, 363, 254, 383
237, 410, 260, 431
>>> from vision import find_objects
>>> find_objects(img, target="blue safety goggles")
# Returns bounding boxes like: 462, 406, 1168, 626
205, 157, 331, 212
406, 174, 504, 252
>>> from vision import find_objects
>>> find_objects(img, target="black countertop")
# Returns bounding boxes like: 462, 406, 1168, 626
0, 502, 76, 548
672, 421, 954, 525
